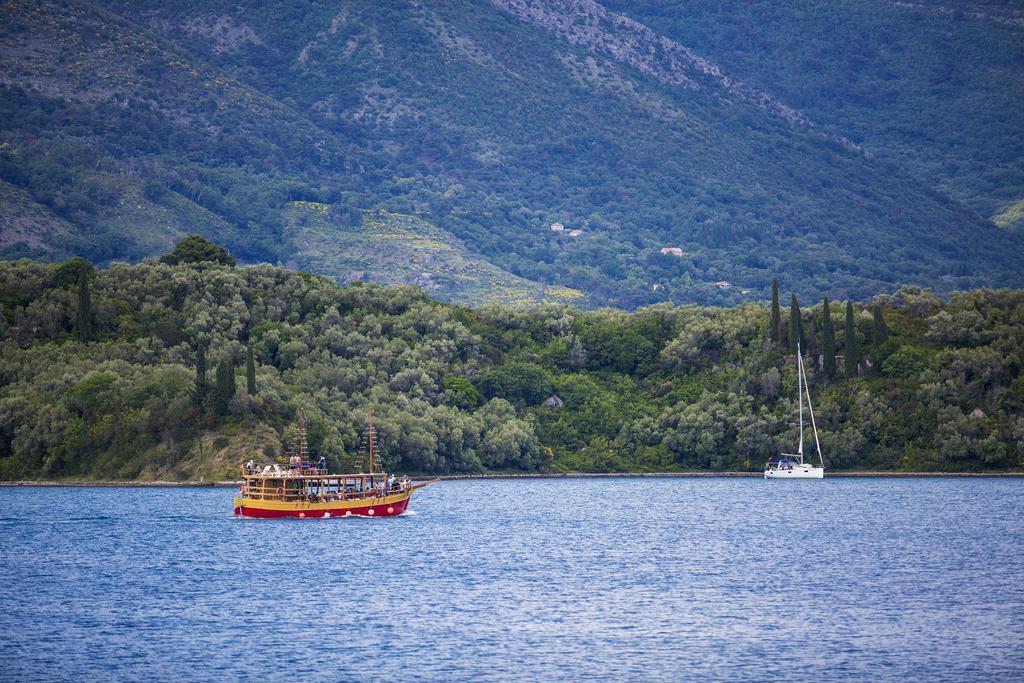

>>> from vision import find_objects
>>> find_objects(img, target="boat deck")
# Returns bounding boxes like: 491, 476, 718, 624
240, 471, 411, 503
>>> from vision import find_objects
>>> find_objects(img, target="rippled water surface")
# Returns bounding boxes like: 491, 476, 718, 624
1, 478, 1022, 681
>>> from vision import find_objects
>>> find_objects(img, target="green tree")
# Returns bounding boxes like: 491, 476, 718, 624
55, 256, 95, 288
868, 304, 891, 374
213, 359, 236, 415
246, 346, 257, 395
576, 315, 657, 375
881, 346, 926, 378
789, 294, 804, 355
443, 375, 482, 410
770, 278, 781, 344
193, 345, 210, 410
74, 270, 94, 342
845, 301, 859, 377
821, 297, 836, 380
873, 305, 889, 345
478, 362, 552, 406
160, 235, 236, 267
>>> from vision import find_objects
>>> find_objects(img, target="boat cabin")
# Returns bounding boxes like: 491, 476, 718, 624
764, 457, 801, 471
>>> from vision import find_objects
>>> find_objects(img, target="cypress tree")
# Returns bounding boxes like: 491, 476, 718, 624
845, 301, 859, 378
770, 278, 781, 344
213, 359, 236, 415
872, 305, 889, 346
213, 362, 225, 415
805, 319, 819, 359
246, 347, 257, 395
193, 346, 209, 409
75, 270, 94, 342
225, 360, 236, 403
789, 294, 804, 355
821, 297, 836, 380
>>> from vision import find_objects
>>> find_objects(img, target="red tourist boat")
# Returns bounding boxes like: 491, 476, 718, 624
233, 410, 437, 519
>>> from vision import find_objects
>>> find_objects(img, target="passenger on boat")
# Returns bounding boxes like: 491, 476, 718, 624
246, 459, 254, 474
317, 456, 326, 473
289, 455, 300, 471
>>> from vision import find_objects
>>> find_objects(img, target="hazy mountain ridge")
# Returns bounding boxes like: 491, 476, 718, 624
490, 0, 848, 144
602, 0, 1024, 227
1, 0, 1023, 307
888, 1, 1024, 28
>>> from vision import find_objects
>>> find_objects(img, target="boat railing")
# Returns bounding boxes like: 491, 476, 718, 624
242, 467, 330, 477
239, 477, 412, 502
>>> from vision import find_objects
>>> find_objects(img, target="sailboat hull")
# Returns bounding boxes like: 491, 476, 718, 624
764, 465, 824, 479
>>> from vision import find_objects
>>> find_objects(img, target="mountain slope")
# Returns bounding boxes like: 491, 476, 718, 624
283, 204, 582, 306
2, 0, 1023, 307
602, 0, 1024, 228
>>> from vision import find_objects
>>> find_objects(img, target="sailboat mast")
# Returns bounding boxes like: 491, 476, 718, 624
797, 342, 804, 463
803, 359, 824, 466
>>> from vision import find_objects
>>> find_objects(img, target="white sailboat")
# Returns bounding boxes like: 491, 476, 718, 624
765, 342, 825, 479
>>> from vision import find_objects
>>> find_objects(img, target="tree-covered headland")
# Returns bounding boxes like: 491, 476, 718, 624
1, 241, 1022, 480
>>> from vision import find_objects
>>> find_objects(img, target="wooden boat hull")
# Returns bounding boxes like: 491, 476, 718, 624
233, 490, 412, 518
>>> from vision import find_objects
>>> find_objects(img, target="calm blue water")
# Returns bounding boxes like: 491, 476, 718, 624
0, 478, 1022, 681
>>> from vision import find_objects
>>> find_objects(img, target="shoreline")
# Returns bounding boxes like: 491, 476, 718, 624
2, 471, 1023, 487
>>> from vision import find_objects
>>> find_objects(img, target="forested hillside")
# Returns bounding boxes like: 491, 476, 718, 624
2, 0, 1023, 308
604, 0, 1024, 228
1, 246, 1021, 480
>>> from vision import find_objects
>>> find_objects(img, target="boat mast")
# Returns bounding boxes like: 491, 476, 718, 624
367, 407, 376, 478
299, 408, 308, 464
802, 353, 824, 466
797, 342, 804, 464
